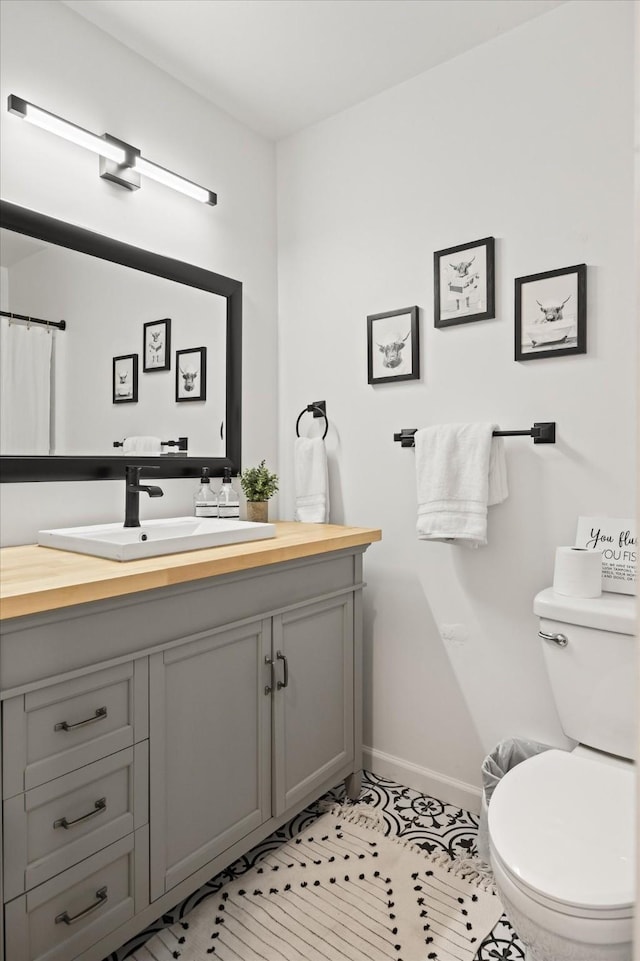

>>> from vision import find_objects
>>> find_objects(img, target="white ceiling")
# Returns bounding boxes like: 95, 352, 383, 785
62, 0, 566, 141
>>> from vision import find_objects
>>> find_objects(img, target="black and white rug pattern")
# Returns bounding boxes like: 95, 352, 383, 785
105, 772, 524, 961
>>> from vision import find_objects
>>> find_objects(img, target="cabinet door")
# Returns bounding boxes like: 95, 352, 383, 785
149, 620, 272, 900
272, 595, 354, 817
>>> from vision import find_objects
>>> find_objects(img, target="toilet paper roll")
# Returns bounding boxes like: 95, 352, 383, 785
553, 546, 602, 598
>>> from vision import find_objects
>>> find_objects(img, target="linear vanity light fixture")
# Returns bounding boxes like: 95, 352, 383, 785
7, 95, 217, 206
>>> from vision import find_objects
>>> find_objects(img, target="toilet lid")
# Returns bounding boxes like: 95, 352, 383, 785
488, 749, 635, 910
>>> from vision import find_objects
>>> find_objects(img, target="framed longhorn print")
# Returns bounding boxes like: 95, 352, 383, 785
176, 346, 207, 402
112, 353, 138, 404
515, 263, 586, 361
367, 306, 420, 385
143, 317, 171, 372
434, 236, 495, 328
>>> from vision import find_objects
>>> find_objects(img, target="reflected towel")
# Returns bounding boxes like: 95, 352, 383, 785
415, 423, 508, 547
294, 436, 329, 523
122, 435, 162, 455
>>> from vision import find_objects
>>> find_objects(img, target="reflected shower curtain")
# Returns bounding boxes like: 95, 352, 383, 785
0, 320, 52, 454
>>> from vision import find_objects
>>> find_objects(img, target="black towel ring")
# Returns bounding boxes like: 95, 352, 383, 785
296, 402, 328, 440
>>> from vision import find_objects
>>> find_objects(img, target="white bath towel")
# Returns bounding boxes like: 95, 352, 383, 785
415, 423, 508, 547
122, 435, 162, 455
294, 436, 330, 523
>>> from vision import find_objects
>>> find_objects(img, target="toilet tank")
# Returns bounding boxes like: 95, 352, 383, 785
534, 588, 637, 760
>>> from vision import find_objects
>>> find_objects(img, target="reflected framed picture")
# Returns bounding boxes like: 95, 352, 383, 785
143, 317, 171, 372
112, 353, 138, 404
176, 346, 207, 402
367, 306, 420, 385
434, 236, 495, 328
515, 263, 586, 361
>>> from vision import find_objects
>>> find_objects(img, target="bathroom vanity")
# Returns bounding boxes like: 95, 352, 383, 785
0, 521, 380, 961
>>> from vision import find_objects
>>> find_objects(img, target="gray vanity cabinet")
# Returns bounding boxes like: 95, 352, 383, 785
148, 593, 355, 900
148, 618, 273, 899
0, 542, 371, 961
272, 594, 354, 816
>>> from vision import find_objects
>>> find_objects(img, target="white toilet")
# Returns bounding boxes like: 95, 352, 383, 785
488, 587, 636, 961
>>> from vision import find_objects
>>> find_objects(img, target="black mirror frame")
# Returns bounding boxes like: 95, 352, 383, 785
0, 200, 242, 482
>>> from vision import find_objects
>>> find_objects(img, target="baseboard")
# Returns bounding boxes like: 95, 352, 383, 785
363, 745, 482, 815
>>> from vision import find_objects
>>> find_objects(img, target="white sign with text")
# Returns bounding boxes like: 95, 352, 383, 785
575, 517, 636, 595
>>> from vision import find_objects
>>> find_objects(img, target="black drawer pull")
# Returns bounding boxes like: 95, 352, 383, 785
54, 797, 107, 830
55, 886, 108, 925
276, 650, 289, 689
54, 706, 107, 732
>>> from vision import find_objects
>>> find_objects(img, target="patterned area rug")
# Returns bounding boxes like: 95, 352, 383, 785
130, 805, 503, 961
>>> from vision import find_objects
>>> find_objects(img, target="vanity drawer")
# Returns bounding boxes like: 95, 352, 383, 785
2, 661, 148, 798
4, 831, 147, 961
3, 743, 148, 901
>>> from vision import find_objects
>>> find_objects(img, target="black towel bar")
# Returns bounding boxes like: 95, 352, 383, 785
393, 422, 556, 447
113, 436, 189, 451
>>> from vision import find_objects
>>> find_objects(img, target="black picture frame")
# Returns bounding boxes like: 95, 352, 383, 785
515, 263, 586, 361
143, 317, 171, 372
434, 236, 495, 328
367, 306, 420, 385
112, 354, 138, 404
176, 346, 207, 402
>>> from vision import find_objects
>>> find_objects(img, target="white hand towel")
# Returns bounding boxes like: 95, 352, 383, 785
122, 435, 162, 455
294, 436, 330, 523
415, 423, 508, 547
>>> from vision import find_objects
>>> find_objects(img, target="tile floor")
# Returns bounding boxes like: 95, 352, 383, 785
106, 771, 524, 960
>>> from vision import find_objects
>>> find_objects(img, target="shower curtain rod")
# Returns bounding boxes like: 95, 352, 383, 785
0, 309, 66, 331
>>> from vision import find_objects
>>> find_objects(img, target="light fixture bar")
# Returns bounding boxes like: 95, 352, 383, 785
8, 95, 126, 165
7, 94, 217, 207
134, 157, 217, 206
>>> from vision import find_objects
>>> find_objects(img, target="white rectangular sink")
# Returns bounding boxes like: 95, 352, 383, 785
38, 516, 277, 562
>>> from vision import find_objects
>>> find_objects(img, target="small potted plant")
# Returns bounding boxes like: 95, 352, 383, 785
240, 460, 279, 522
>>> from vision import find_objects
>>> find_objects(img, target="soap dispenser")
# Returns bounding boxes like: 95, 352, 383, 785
194, 467, 217, 518
218, 468, 240, 519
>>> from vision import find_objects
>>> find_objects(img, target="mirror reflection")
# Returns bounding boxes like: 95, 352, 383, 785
0, 200, 242, 482
0, 229, 226, 458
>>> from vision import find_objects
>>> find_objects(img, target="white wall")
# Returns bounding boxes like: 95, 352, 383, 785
277, 0, 636, 802
0, 0, 278, 544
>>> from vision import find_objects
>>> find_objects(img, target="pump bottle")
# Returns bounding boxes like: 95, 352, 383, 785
194, 468, 217, 517
218, 468, 240, 519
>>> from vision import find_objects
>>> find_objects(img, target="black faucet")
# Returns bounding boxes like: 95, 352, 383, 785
124, 465, 164, 528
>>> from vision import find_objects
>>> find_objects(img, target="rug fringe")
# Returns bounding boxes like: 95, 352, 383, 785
326, 802, 497, 894
322, 800, 387, 828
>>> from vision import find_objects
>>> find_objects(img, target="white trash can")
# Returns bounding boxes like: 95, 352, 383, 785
477, 737, 552, 866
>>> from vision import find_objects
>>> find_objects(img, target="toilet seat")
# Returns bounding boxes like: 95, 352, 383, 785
488, 749, 634, 916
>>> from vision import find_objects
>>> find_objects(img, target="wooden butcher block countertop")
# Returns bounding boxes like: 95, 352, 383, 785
0, 522, 381, 620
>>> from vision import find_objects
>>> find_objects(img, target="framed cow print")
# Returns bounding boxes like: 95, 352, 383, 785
367, 306, 420, 385
112, 353, 138, 404
176, 346, 207, 402
143, 317, 171, 372
434, 236, 495, 328
515, 263, 586, 361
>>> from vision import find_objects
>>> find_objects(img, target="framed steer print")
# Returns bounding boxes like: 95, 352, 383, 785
176, 346, 207, 402
143, 317, 171, 372
434, 236, 495, 328
515, 263, 586, 361
367, 306, 420, 385
112, 354, 138, 404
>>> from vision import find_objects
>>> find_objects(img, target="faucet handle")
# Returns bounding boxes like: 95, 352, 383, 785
125, 464, 160, 482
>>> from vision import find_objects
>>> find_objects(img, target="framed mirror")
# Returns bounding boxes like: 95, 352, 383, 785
0, 200, 241, 482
